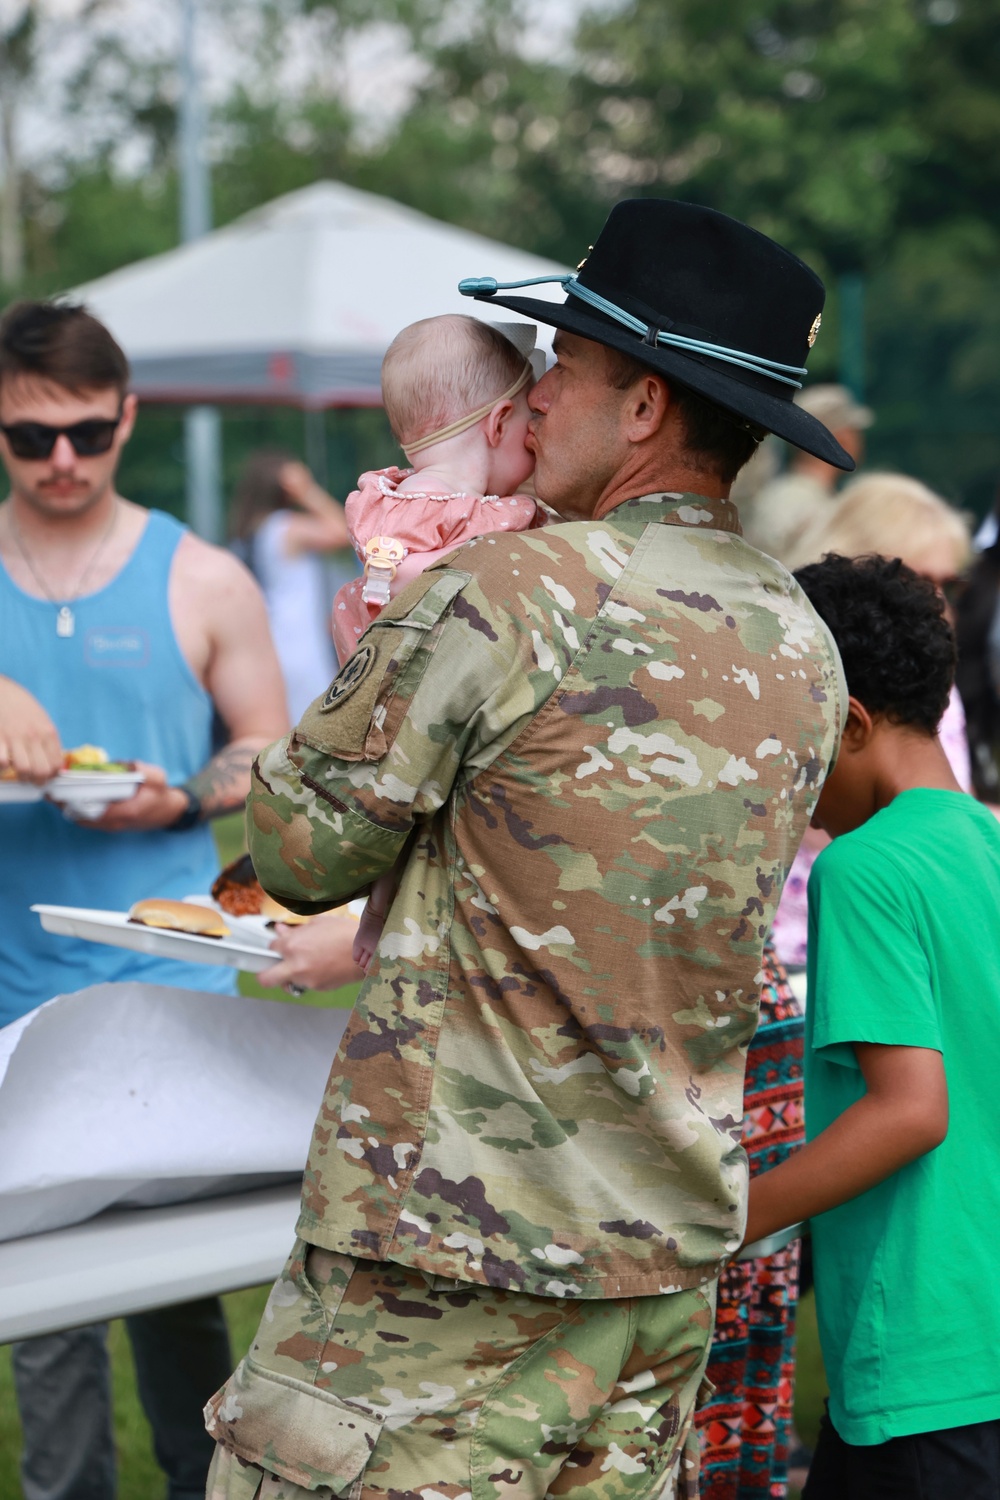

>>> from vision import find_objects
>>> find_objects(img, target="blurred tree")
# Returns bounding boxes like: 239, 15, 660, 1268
6, 0, 999, 512
569, 0, 1000, 274
355, 0, 1000, 507
0, 2, 37, 290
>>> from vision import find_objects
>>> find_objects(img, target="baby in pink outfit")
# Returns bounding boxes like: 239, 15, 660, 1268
331, 313, 545, 663
333, 314, 545, 967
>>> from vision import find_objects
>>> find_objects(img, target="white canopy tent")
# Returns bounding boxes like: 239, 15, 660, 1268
74, 180, 569, 409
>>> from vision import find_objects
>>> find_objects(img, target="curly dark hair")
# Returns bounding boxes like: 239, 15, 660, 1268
794, 553, 956, 735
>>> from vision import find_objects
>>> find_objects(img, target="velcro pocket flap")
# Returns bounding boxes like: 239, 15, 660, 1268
296, 568, 471, 764
206, 1356, 384, 1494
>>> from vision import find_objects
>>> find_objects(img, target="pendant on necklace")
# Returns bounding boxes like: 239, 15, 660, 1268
56, 606, 75, 638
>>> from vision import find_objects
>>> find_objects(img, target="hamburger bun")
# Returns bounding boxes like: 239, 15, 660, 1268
128, 899, 230, 939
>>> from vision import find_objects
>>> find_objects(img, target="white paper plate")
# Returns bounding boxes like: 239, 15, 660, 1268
46, 771, 146, 820
1, 771, 146, 818
0, 781, 44, 804
31, 904, 277, 974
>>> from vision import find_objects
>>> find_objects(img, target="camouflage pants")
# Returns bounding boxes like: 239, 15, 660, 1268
205, 1242, 716, 1500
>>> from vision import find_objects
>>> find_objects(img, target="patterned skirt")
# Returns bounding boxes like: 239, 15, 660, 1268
694, 945, 805, 1500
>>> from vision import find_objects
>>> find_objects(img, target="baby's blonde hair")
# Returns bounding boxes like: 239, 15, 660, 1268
812, 473, 971, 573
381, 314, 527, 450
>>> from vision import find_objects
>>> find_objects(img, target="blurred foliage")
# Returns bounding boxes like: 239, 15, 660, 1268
2, 0, 999, 513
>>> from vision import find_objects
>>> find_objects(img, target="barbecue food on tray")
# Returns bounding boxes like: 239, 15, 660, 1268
211, 854, 310, 924
63, 744, 134, 773
128, 898, 230, 938
1, 746, 134, 783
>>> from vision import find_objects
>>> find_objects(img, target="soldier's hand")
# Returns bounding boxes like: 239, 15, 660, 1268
258, 911, 364, 994
0, 676, 63, 782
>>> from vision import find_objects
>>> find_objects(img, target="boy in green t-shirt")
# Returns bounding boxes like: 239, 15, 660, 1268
746, 553, 1000, 1498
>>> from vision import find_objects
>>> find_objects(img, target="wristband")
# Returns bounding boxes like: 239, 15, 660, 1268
167, 786, 203, 831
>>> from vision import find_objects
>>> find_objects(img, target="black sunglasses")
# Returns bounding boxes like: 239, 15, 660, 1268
0, 408, 124, 460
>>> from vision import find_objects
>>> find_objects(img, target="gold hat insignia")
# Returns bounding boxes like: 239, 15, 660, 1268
576, 244, 594, 271
808, 313, 822, 348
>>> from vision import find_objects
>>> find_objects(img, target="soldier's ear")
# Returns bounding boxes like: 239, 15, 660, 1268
623, 373, 670, 443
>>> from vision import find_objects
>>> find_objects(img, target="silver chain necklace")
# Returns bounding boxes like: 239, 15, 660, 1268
8, 500, 121, 638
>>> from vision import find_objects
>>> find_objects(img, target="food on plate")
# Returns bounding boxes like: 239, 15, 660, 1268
128, 898, 230, 938
62, 744, 134, 774
65, 744, 108, 769
211, 853, 329, 925
212, 853, 267, 915
211, 853, 307, 924
0, 765, 20, 781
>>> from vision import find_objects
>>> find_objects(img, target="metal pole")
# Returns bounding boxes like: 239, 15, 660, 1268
179, 0, 222, 540
184, 407, 222, 541
838, 272, 866, 402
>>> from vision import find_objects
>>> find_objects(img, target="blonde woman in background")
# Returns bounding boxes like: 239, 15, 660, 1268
773, 473, 973, 973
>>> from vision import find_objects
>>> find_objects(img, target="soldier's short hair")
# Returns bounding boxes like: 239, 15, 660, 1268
0, 300, 130, 397
382, 315, 526, 450
603, 345, 764, 484
795, 552, 956, 736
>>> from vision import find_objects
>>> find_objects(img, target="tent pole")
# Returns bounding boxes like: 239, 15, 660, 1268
179, 0, 222, 540
185, 406, 223, 543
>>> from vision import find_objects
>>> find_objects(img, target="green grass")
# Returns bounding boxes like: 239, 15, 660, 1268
0, 1285, 274, 1495
794, 1289, 828, 1451
0, 814, 828, 1493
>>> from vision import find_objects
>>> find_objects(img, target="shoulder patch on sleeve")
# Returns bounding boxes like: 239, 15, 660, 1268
295, 569, 472, 763
319, 644, 376, 712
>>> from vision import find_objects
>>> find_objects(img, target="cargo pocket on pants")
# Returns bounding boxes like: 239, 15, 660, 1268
206, 1242, 384, 1497
207, 1356, 384, 1497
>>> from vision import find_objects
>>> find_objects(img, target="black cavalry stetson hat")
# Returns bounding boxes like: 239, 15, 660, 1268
461, 199, 854, 470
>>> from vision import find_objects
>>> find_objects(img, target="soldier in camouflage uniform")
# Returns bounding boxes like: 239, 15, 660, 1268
206, 200, 852, 1498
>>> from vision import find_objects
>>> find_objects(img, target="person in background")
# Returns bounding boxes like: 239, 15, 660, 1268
955, 486, 1000, 800
747, 553, 1000, 1499
742, 385, 872, 566
696, 946, 805, 1499
771, 472, 972, 973
229, 450, 350, 717
0, 299, 289, 1500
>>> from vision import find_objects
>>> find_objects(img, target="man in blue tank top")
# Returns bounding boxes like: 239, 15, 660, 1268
0, 301, 289, 1500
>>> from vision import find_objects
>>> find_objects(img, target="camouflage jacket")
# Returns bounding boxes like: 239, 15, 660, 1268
248, 492, 844, 1298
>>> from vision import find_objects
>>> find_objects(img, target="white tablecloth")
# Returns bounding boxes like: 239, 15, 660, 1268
0, 983, 347, 1243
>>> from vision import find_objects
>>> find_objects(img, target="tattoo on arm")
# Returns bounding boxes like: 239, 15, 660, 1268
185, 740, 262, 820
